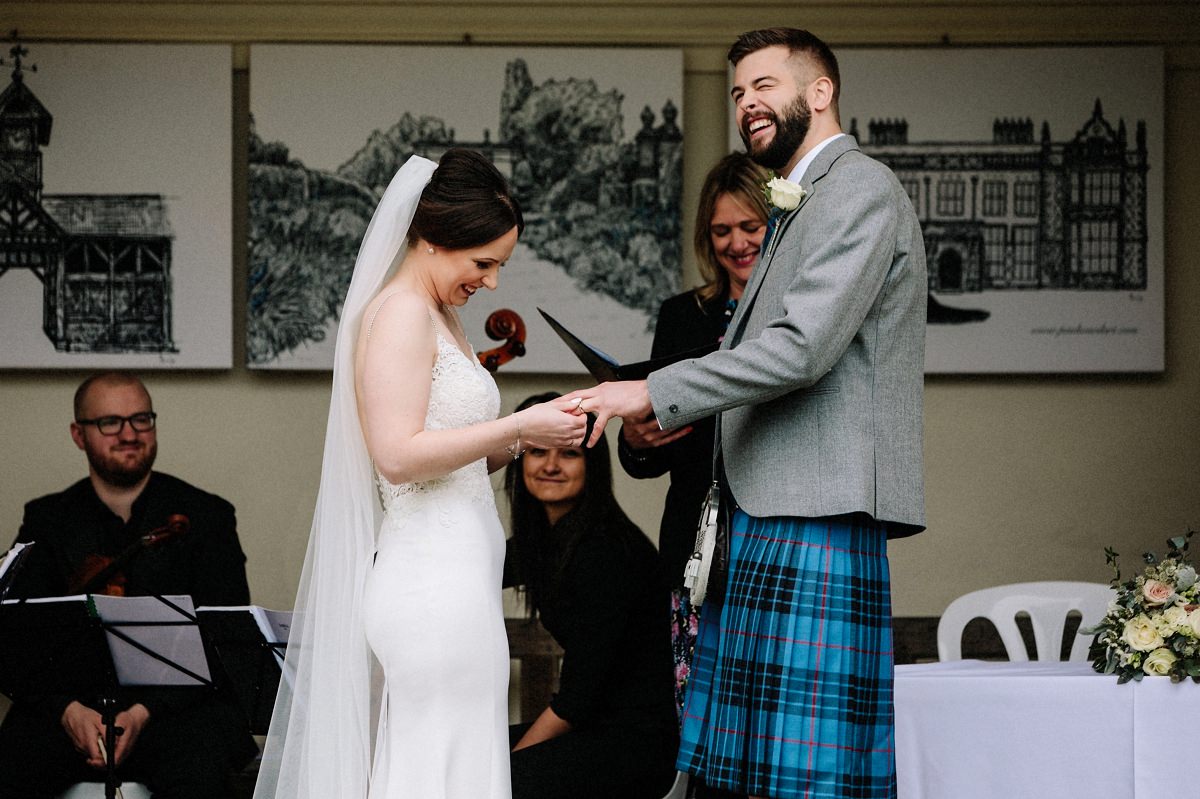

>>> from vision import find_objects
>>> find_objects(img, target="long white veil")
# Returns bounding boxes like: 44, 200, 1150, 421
254, 155, 438, 798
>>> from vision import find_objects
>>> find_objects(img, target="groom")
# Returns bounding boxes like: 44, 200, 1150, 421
572, 28, 926, 799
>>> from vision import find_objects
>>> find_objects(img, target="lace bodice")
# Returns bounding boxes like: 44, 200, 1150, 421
375, 332, 501, 522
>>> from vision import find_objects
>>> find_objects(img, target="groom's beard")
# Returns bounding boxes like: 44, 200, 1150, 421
742, 94, 812, 172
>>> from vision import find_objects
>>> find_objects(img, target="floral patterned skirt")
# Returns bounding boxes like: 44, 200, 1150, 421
671, 588, 701, 723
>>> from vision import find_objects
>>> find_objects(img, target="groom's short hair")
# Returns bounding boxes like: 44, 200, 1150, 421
728, 28, 841, 105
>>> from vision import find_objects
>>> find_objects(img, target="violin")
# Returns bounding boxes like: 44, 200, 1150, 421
68, 514, 190, 596
476, 309, 527, 373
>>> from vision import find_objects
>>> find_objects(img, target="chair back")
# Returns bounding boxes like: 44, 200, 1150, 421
937, 581, 1113, 662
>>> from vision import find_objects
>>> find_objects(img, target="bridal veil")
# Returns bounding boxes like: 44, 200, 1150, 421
254, 155, 438, 798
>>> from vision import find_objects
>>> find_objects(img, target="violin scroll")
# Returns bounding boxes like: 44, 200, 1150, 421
143, 514, 189, 546
477, 309, 527, 373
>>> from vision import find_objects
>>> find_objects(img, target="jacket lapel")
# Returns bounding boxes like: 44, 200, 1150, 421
726, 136, 861, 345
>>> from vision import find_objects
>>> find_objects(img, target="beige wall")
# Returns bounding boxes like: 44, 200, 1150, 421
2, 2, 1198, 617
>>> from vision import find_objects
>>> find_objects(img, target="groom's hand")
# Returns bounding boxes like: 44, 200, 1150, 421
564, 380, 653, 447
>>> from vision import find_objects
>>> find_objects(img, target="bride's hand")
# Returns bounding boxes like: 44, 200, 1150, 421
517, 399, 590, 449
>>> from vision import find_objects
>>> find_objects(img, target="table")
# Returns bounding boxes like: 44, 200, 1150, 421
895, 660, 1198, 799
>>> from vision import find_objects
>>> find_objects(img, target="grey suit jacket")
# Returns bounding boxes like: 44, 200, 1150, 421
648, 136, 926, 533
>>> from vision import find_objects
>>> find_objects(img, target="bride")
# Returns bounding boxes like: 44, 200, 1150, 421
254, 149, 587, 799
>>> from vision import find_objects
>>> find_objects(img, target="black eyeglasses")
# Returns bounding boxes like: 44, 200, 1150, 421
75, 412, 157, 436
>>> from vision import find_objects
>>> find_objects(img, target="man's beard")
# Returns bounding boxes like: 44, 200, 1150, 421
87, 442, 156, 488
742, 93, 811, 171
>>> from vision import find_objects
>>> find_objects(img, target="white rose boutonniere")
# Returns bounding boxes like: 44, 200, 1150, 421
765, 176, 806, 211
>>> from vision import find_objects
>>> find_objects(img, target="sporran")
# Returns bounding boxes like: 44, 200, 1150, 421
683, 480, 728, 607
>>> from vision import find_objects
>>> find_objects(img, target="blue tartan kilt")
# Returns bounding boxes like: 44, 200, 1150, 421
677, 511, 896, 799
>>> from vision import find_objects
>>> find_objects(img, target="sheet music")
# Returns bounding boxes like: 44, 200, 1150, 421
0, 594, 88, 605
0, 542, 30, 583
0, 543, 33, 600
90, 594, 211, 687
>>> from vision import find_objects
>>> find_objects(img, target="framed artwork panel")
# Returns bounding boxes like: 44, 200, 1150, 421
0, 43, 233, 369
248, 45, 684, 372
729, 47, 1164, 374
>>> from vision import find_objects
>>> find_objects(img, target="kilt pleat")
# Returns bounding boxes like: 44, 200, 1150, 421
677, 511, 896, 799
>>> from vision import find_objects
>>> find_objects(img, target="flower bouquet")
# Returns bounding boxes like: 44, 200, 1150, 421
1085, 530, 1200, 683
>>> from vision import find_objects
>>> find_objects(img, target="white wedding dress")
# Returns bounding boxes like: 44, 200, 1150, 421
362, 330, 512, 799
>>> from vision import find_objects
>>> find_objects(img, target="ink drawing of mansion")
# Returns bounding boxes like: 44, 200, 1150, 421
0, 46, 175, 353
856, 100, 1148, 293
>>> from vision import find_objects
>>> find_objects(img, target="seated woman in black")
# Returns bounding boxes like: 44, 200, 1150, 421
504, 392, 678, 799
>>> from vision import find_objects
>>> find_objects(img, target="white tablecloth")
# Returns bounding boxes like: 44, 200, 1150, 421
895, 660, 1195, 799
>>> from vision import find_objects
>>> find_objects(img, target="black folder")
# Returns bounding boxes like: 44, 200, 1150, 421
538, 308, 716, 382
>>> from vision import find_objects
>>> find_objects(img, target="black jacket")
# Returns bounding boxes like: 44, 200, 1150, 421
8, 472, 251, 725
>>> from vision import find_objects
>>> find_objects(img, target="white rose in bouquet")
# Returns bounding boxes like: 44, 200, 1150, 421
1122, 615, 1164, 652
1161, 604, 1191, 635
1143, 647, 1178, 676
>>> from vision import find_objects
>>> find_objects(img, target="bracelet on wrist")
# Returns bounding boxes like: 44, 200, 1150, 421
505, 412, 523, 461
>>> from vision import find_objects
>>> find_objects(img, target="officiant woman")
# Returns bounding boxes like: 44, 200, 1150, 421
616, 152, 770, 716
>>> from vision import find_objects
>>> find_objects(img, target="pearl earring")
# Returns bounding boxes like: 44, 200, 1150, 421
427, 247, 435, 254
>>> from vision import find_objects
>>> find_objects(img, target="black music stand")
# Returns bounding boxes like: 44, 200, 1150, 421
0, 594, 214, 799
196, 607, 289, 735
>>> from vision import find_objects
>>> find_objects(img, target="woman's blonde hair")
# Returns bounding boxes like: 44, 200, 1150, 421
693, 152, 771, 304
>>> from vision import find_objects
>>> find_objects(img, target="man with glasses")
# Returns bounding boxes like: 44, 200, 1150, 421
0, 371, 256, 799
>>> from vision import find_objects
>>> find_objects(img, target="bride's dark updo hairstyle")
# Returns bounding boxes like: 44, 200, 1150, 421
409, 147, 525, 251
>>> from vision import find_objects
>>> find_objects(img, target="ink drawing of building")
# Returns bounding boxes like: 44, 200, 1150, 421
0, 44, 176, 353
857, 100, 1148, 294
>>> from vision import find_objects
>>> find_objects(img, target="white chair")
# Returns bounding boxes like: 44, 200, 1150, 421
936, 581, 1113, 662
58, 782, 151, 799
661, 770, 689, 799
